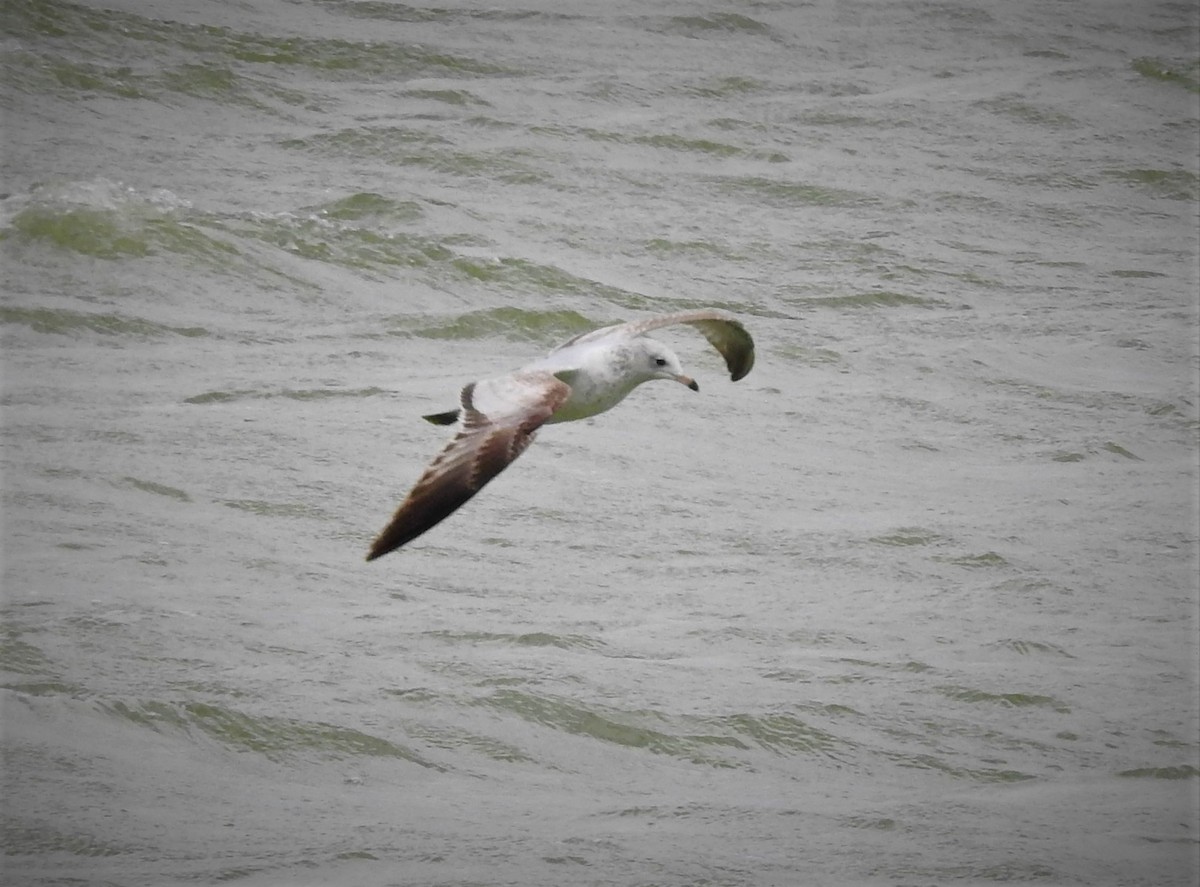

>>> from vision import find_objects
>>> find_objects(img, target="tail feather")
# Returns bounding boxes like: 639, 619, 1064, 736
423, 409, 460, 426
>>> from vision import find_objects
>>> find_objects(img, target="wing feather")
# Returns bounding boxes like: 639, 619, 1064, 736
366, 373, 570, 560
559, 309, 754, 381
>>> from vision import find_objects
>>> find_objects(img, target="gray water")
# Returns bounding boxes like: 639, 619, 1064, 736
2, 0, 1198, 885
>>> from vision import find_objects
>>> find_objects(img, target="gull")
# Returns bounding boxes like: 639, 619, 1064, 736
366, 308, 755, 560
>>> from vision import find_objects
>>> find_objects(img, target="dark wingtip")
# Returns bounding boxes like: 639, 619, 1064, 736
729, 351, 755, 382
365, 532, 402, 561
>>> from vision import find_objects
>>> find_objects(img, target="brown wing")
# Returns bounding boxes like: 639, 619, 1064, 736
563, 309, 755, 381
366, 374, 570, 560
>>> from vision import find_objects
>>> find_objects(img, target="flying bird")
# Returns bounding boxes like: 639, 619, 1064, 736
366, 308, 755, 560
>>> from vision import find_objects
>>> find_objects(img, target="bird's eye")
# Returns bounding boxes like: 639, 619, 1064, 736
654, 357, 668, 367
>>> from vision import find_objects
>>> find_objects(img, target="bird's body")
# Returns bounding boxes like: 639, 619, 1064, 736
366, 308, 754, 560
528, 339, 655, 423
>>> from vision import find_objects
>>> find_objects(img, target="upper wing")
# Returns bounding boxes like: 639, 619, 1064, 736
560, 308, 755, 381
366, 372, 571, 560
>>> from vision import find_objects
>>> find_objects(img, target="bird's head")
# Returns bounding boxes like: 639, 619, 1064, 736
634, 338, 698, 391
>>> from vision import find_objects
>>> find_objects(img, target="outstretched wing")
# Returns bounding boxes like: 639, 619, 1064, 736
366, 372, 571, 560
560, 308, 755, 381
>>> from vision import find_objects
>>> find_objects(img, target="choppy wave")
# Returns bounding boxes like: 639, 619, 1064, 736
3, 0, 1197, 884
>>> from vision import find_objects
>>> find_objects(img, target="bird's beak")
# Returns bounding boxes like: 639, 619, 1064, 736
676, 374, 699, 392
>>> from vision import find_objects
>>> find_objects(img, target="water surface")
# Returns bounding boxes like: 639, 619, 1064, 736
2, 0, 1198, 884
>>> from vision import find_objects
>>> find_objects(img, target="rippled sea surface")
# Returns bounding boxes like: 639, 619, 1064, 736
2, 1, 1199, 884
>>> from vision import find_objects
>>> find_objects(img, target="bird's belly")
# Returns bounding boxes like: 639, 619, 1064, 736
547, 384, 628, 424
